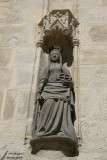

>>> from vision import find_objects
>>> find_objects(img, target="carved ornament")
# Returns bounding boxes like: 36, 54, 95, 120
37, 9, 80, 64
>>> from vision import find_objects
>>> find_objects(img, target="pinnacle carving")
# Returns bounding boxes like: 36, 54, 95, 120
38, 9, 80, 55
43, 11, 74, 36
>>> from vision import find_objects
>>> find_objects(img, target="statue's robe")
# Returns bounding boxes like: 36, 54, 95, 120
31, 64, 78, 154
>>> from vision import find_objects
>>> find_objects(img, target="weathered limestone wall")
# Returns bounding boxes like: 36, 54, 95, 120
79, 0, 107, 159
0, 0, 44, 158
0, 0, 107, 160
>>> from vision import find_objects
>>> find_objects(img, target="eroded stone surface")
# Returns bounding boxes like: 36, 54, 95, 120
80, 65, 105, 88
0, 48, 12, 67
103, 92, 107, 104
10, 67, 33, 89
80, 48, 107, 65
49, 0, 73, 11
80, 88, 103, 119
0, 0, 11, 8
12, 47, 35, 66
80, 119, 107, 152
79, 7, 107, 21
3, 90, 30, 119
102, 0, 107, 6
23, 9, 42, 24
14, 0, 43, 9
87, 22, 107, 44
7, 9, 23, 24
78, 0, 100, 7
0, 68, 12, 90
0, 91, 3, 113
0, 120, 27, 138
0, 8, 9, 24
0, 25, 34, 47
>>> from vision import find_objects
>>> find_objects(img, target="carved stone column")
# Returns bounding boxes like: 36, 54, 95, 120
34, 41, 43, 87
73, 35, 81, 145
73, 39, 80, 68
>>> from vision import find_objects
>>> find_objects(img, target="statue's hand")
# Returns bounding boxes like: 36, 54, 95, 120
58, 73, 73, 87
38, 83, 44, 93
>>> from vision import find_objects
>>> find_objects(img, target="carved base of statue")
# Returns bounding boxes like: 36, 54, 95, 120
31, 46, 78, 156
30, 136, 78, 156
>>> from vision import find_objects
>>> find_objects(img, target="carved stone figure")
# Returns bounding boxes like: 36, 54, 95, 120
30, 46, 78, 156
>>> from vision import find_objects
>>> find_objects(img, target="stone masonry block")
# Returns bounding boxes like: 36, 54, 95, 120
15, 90, 30, 119
87, 22, 107, 44
0, 120, 27, 138
102, 0, 107, 6
80, 65, 107, 88
0, 68, 12, 90
3, 90, 30, 120
78, 0, 100, 7
79, 7, 96, 22
23, 9, 42, 24
0, 48, 12, 67
10, 67, 33, 89
14, 0, 43, 9
80, 119, 107, 152
0, 0, 11, 8
49, 0, 73, 11
0, 137, 25, 159
0, 25, 34, 47
103, 92, 107, 104
7, 9, 23, 24
3, 90, 16, 119
80, 48, 107, 65
102, 104, 107, 119
79, 7, 107, 22
12, 47, 35, 66
0, 91, 3, 113
80, 88, 103, 119
0, 8, 9, 24
77, 152, 107, 160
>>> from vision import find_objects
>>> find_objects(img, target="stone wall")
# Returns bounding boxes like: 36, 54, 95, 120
0, 0, 43, 158
0, 0, 107, 160
79, 0, 107, 159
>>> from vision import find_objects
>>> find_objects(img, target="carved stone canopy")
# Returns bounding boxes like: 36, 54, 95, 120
38, 9, 79, 65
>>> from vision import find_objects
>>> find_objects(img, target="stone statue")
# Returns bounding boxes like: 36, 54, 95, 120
31, 46, 78, 156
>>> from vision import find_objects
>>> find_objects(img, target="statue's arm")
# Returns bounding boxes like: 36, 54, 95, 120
62, 67, 71, 77
38, 67, 49, 93
62, 67, 74, 88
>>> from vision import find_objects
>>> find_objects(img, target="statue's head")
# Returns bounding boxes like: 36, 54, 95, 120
49, 46, 62, 63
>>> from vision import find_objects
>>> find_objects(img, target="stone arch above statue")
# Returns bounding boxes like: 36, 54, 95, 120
37, 9, 80, 66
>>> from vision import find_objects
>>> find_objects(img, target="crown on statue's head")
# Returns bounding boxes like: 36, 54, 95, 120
49, 45, 62, 54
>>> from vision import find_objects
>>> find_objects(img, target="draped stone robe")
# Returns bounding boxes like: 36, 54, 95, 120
31, 63, 78, 154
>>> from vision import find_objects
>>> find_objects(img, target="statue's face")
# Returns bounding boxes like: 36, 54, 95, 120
50, 50, 60, 62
